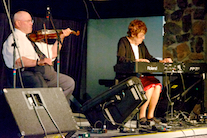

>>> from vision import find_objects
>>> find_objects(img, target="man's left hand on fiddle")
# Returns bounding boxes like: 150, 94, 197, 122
60, 28, 72, 39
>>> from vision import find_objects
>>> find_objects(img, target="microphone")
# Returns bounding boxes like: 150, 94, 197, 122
46, 6, 50, 21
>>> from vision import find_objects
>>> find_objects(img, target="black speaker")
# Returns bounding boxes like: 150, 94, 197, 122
1, 88, 78, 138
156, 74, 204, 118
169, 75, 203, 113
82, 76, 147, 129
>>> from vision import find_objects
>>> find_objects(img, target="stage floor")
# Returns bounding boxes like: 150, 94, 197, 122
1, 111, 207, 138
1, 92, 207, 138
71, 113, 207, 138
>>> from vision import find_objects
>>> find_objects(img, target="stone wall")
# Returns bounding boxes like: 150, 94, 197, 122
163, 0, 206, 63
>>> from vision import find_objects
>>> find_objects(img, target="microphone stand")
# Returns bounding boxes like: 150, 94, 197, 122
3, 0, 24, 88
47, 11, 62, 88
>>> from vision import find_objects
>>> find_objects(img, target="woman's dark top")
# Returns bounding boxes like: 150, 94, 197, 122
116, 36, 159, 81
117, 37, 159, 63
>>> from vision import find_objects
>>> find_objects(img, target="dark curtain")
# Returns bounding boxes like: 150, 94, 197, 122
0, 13, 87, 104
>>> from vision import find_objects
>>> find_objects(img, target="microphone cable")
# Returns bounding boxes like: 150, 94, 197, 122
27, 96, 48, 138
40, 103, 65, 138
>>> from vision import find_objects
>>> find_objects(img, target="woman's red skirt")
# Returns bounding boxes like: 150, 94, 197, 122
140, 76, 162, 92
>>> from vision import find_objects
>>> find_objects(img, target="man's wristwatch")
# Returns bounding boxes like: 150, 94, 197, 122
36, 59, 39, 66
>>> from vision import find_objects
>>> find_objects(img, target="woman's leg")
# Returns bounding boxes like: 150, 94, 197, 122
147, 85, 161, 119
139, 87, 155, 119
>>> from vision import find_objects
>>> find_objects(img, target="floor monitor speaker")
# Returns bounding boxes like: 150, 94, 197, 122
82, 76, 147, 129
1, 87, 78, 138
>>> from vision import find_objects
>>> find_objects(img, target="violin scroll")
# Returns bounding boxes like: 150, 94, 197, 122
71, 30, 80, 36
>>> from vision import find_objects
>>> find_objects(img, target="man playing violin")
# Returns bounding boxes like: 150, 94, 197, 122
2, 11, 75, 101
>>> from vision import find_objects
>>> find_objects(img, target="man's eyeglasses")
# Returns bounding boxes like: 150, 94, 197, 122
19, 20, 34, 23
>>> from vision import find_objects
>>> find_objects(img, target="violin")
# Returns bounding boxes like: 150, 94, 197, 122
27, 29, 80, 42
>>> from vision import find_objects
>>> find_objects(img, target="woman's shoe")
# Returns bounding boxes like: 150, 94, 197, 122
139, 117, 150, 125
